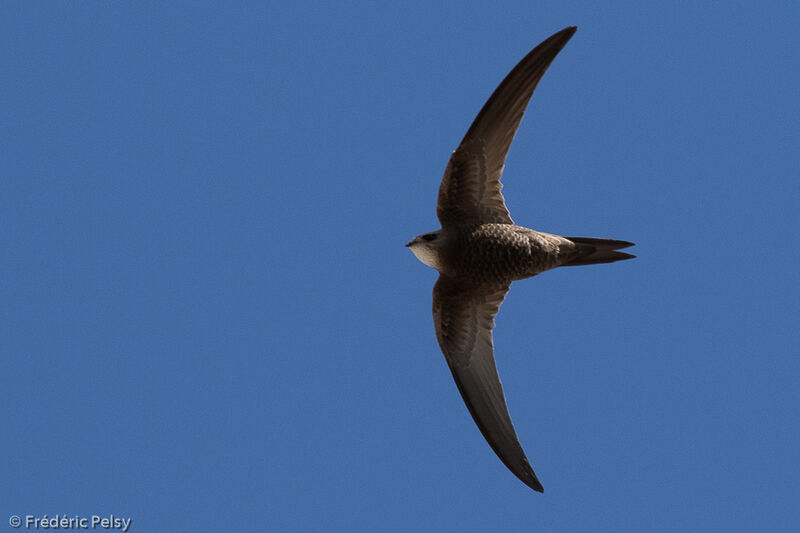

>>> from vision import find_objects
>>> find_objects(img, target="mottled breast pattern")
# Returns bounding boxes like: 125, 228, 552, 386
447, 224, 575, 284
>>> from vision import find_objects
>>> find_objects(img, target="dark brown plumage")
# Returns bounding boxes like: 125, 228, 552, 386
406, 26, 635, 493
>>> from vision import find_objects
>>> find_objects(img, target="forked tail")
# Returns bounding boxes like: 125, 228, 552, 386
562, 237, 636, 266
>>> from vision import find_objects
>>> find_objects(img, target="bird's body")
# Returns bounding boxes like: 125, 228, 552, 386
406, 26, 634, 493
437, 224, 579, 282
411, 223, 634, 284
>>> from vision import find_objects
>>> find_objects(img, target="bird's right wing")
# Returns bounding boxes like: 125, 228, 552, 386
437, 26, 577, 228
432, 275, 543, 492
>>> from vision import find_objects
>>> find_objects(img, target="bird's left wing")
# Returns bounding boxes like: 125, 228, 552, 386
436, 26, 577, 228
432, 275, 543, 492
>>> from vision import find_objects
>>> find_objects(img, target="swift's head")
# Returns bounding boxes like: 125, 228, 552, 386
405, 231, 444, 270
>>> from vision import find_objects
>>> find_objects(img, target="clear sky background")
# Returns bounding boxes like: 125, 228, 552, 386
2, 2, 798, 532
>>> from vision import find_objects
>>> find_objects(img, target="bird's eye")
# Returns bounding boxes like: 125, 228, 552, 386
422, 233, 437, 241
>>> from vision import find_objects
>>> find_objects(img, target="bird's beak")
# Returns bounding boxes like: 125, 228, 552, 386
405, 240, 414, 247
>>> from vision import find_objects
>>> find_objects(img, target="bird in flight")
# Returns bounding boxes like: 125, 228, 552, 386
406, 26, 635, 493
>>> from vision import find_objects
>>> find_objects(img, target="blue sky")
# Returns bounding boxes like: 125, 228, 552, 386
2, 2, 798, 532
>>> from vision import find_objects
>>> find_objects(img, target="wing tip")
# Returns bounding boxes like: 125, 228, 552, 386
520, 468, 545, 493
555, 26, 578, 40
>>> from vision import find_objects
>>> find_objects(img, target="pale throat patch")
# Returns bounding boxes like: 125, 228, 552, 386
409, 244, 443, 271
